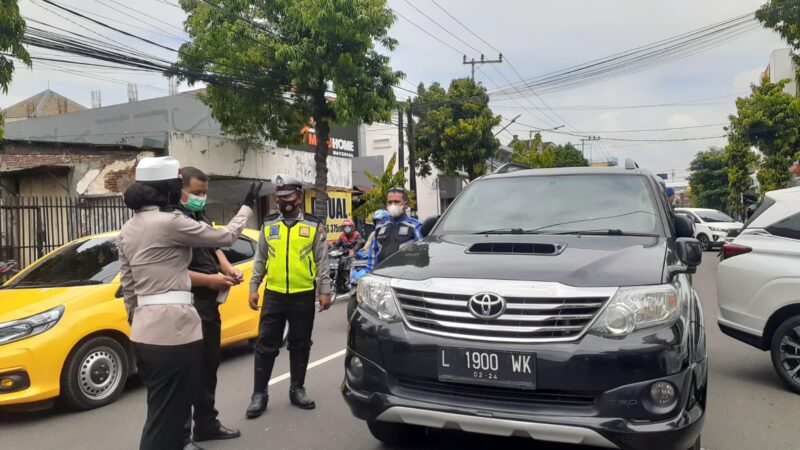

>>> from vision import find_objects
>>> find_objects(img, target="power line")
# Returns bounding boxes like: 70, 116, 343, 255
391, 9, 463, 55
401, 0, 483, 55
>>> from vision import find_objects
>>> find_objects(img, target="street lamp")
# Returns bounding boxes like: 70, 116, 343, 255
528, 125, 565, 150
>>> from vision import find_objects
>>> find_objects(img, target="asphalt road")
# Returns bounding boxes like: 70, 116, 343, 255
2, 255, 798, 450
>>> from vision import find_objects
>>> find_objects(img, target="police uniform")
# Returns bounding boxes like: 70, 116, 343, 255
365, 212, 423, 272
246, 174, 331, 418
118, 157, 255, 450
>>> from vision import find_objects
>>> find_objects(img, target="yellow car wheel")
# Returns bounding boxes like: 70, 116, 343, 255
60, 336, 129, 410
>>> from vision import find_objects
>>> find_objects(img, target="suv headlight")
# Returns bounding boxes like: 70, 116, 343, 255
709, 226, 725, 232
356, 276, 400, 322
0, 306, 64, 345
591, 285, 680, 337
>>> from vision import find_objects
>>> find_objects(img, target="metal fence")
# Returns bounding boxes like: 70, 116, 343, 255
0, 196, 131, 281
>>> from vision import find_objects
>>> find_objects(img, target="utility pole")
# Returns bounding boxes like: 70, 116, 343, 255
398, 109, 404, 170
580, 136, 600, 160
463, 53, 503, 81
406, 102, 417, 211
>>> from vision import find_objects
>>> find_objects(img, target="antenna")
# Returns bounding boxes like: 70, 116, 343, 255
127, 83, 138, 103
91, 90, 102, 108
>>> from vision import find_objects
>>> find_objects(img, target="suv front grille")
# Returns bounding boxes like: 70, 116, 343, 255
396, 377, 597, 406
394, 287, 609, 343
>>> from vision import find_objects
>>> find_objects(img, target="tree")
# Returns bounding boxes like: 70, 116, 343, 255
725, 137, 759, 219
511, 132, 556, 168
176, 0, 400, 219
0, 0, 31, 139
727, 76, 800, 193
687, 147, 728, 211
412, 78, 501, 180
757, 1, 800, 69
353, 153, 414, 221
552, 143, 589, 167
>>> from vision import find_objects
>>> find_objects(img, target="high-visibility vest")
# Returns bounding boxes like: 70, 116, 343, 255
263, 217, 319, 294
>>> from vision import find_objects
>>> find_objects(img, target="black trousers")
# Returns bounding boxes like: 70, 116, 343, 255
135, 340, 203, 450
184, 294, 222, 441
253, 289, 316, 392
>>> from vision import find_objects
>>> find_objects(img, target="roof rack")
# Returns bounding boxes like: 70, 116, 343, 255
624, 158, 639, 170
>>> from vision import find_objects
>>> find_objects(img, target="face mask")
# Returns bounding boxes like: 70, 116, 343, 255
387, 204, 404, 218
182, 190, 207, 212
277, 200, 297, 215
343, 226, 353, 234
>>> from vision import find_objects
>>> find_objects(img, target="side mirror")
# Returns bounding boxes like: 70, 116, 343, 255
674, 213, 695, 238
672, 238, 702, 278
421, 215, 440, 238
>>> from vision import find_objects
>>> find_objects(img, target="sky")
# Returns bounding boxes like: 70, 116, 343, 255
1, 0, 789, 181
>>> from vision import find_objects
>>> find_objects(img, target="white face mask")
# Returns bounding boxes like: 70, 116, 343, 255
343, 226, 353, 234
387, 204, 405, 218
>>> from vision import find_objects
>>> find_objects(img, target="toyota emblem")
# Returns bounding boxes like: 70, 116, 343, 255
468, 293, 506, 319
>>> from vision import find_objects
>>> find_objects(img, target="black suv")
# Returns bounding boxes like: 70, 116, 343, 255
342, 163, 707, 450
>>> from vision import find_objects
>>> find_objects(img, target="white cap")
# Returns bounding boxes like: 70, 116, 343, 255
135, 156, 180, 182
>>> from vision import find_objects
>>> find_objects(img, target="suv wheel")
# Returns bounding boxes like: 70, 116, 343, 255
367, 420, 427, 446
697, 234, 710, 251
770, 315, 800, 394
61, 337, 129, 410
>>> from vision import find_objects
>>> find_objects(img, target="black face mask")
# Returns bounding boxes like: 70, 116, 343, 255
277, 199, 298, 215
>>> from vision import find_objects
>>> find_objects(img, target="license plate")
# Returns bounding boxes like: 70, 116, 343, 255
437, 347, 535, 389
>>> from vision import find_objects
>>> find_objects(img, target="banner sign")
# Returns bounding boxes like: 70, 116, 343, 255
304, 190, 353, 242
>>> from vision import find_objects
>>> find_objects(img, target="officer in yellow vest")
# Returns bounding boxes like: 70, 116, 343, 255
246, 174, 332, 419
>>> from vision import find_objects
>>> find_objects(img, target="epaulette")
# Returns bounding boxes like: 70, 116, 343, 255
263, 213, 280, 223
303, 213, 324, 225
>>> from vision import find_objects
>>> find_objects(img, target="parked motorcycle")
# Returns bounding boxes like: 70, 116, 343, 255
347, 255, 369, 319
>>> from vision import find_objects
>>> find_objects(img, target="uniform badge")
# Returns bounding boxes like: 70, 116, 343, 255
268, 224, 281, 240
398, 226, 410, 236
299, 226, 310, 237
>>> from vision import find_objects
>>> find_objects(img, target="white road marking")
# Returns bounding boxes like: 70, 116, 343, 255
268, 349, 347, 386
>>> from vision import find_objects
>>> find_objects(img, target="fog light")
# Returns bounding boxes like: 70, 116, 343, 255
650, 381, 676, 405
0, 372, 30, 393
347, 356, 364, 384
0, 378, 14, 388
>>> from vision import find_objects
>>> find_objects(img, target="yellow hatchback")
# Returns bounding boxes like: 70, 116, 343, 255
0, 229, 262, 411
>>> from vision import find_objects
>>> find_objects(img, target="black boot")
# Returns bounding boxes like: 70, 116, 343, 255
246, 352, 274, 419
289, 348, 315, 410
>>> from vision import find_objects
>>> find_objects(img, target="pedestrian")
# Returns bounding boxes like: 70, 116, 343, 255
364, 187, 423, 272
245, 174, 333, 419
118, 156, 261, 450
178, 167, 242, 450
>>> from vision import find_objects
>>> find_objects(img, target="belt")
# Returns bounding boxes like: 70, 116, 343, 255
138, 291, 194, 306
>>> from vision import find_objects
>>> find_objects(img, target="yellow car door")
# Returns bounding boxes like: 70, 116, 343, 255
218, 233, 261, 345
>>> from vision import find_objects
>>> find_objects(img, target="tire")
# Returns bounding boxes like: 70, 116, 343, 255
770, 315, 800, 394
60, 336, 129, 410
366, 420, 427, 446
697, 234, 711, 251
687, 435, 701, 450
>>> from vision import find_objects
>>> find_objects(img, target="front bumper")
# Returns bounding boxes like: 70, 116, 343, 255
343, 310, 706, 450
0, 328, 70, 408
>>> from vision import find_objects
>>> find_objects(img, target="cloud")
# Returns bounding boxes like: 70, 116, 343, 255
667, 114, 701, 128
733, 67, 766, 93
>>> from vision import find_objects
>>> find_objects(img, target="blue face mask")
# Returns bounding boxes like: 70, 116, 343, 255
182, 190, 207, 212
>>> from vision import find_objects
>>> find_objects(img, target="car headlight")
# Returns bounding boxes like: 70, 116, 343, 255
591, 285, 680, 337
356, 275, 400, 322
0, 306, 64, 345
709, 226, 725, 232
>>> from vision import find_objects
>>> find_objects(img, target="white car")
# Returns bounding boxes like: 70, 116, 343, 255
716, 186, 800, 394
675, 207, 743, 251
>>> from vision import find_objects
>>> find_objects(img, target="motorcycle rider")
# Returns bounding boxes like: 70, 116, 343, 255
358, 209, 389, 257
331, 219, 364, 256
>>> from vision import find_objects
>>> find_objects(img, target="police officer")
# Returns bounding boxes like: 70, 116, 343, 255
365, 187, 423, 272
178, 167, 241, 449
245, 174, 332, 419
119, 157, 260, 450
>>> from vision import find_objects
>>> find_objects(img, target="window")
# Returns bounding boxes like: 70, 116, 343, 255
744, 197, 776, 229
221, 237, 255, 264
4, 237, 120, 288
694, 210, 735, 223
767, 213, 800, 240
436, 174, 661, 236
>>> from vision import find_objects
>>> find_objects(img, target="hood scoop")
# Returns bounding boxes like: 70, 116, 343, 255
467, 242, 566, 255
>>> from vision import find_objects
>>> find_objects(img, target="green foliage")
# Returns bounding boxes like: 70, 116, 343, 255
724, 137, 759, 218
354, 153, 414, 220
175, 0, 400, 217
412, 78, 501, 180
511, 133, 556, 168
552, 143, 589, 167
727, 76, 800, 193
757, 1, 800, 69
0, 0, 32, 139
687, 147, 729, 211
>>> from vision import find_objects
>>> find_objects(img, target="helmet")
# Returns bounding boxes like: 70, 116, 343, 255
372, 209, 390, 224
665, 187, 674, 197
342, 219, 355, 228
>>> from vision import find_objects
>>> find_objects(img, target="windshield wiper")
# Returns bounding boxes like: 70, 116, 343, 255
474, 228, 527, 235
549, 229, 658, 237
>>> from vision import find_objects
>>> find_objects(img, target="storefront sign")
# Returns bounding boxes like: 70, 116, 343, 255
293, 123, 359, 158
304, 190, 353, 242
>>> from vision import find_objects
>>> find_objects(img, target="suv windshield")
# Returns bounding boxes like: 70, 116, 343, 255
694, 210, 735, 223
436, 174, 661, 235
4, 237, 120, 288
